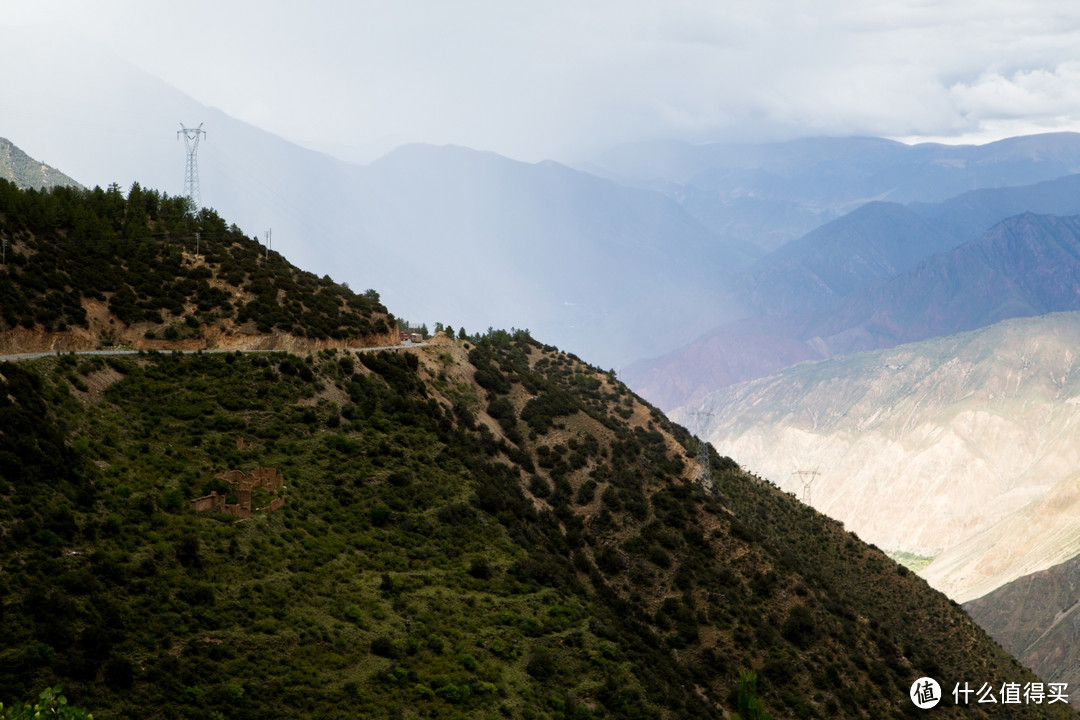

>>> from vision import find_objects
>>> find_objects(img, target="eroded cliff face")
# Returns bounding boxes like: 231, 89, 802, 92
0, 297, 399, 356
675, 312, 1080, 602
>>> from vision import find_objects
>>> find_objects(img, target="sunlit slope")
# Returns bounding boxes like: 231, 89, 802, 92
676, 311, 1080, 602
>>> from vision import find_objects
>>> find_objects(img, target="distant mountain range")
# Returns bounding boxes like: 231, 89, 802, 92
585, 133, 1080, 252
674, 311, 1080, 604
627, 207, 1080, 411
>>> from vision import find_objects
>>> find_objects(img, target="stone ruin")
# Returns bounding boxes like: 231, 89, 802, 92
189, 467, 285, 519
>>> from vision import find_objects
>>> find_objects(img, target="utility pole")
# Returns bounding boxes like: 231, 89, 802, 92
264, 228, 271, 261
195, 231, 200, 258
177, 123, 206, 211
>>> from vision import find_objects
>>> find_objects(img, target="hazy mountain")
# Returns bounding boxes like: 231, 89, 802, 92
912, 172, 1080, 239
588, 134, 1080, 253
730, 201, 961, 317
0, 138, 82, 191
966, 553, 1080, 691
0, 28, 751, 370
627, 212, 1080, 410
342, 144, 752, 369
806, 213, 1080, 354
673, 311, 1080, 603
727, 172, 1080, 321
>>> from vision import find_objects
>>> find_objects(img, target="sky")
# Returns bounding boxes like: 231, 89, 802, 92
7, 0, 1080, 163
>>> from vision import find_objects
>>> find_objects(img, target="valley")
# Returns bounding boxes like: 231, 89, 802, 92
675, 312, 1080, 603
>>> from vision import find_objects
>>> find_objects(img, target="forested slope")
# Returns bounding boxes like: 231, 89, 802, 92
0, 179, 395, 353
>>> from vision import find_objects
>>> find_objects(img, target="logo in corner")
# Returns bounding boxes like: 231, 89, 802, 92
910, 677, 941, 709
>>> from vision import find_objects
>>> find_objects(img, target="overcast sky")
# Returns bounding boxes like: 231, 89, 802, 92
8, 0, 1080, 163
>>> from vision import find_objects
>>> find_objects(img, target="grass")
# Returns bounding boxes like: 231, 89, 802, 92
885, 550, 936, 573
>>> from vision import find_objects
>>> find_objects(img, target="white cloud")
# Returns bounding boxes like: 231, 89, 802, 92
951, 63, 1080, 118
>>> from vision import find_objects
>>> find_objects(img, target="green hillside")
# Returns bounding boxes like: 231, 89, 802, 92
0, 138, 82, 192
0, 180, 1071, 719
0, 178, 394, 349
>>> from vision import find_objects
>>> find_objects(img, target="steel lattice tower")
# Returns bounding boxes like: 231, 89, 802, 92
177, 123, 206, 210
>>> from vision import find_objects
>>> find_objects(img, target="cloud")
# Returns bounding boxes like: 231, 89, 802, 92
8, 1, 1080, 159
951, 63, 1080, 119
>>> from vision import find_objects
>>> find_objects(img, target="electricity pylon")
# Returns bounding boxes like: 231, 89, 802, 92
177, 123, 206, 211
687, 410, 717, 490
792, 469, 819, 505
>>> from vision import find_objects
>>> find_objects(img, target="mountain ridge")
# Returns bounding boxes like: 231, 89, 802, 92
626, 211, 1080, 411
0, 179, 398, 356
0, 177, 1067, 718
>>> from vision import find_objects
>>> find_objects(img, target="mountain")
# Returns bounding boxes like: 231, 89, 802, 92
342, 143, 753, 369
0, 138, 82, 191
587, 134, 1080, 253
673, 311, 1080, 604
15, 27, 1080, 375
0, 178, 1069, 718
726, 172, 1080, 321
805, 213, 1080, 355
730, 201, 961, 317
912, 173, 1080, 240
627, 212, 1080, 411
966, 553, 1080, 692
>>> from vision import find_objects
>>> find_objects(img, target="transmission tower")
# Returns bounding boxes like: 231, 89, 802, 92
177, 123, 206, 211
791, 470, 820, 505
687, 410, 717, 491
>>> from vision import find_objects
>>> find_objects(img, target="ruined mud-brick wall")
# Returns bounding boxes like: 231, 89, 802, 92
189, 492, 226, 513
190, 467, 285, 516
263, 497, 286, 513
217, 467, 283, 492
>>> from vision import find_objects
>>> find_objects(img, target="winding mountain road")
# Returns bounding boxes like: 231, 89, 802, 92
0, 341, 425, 364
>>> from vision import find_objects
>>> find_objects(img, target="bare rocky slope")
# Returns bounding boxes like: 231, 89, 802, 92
674, 311, 1080, 604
